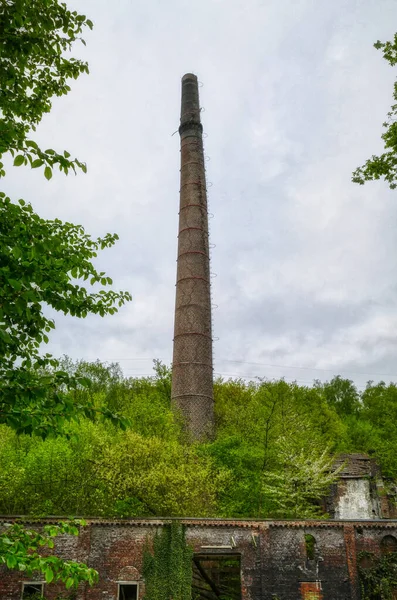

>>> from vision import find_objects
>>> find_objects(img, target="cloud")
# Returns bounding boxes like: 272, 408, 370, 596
4, 0, 397, 387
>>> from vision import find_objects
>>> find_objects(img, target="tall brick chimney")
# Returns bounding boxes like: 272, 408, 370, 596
171, 73, 214, 441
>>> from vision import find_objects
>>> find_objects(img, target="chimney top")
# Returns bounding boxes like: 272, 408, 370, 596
180, 73, 202, 131
182, 73, 197, 81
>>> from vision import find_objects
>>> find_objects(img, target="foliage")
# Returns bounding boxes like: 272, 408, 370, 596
2, 359, 397, 522
143, 522, 192, 600
0, 363, 227, 518
99, 431, 227, 517
0, 0, 93, 178
0, 424, 227, 518
261, 434, 340, 518
353, 33, 397, 189
0, 194, 131, 437
315, 375, 360, 418
0, 519, 98, 588
358, 551, 397, 600
0, 0, 131, 438
206, 377, 343, 518
0, 0, 130, 590
304, 534, 316, 560
54, 357, 174, 438
359, 382, 397, 478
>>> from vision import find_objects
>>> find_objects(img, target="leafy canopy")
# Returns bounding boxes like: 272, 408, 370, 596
0, 194, 131, 437
3, 361, 397, 522
0, 0, 131, 437
3, 362, 382, 521
0, 0, 93, 179
0, 0, 129, 589
353, 34, 397, 189
0, 520, 98, 588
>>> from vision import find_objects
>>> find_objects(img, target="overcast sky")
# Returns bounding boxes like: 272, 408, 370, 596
6, 0, 397, 387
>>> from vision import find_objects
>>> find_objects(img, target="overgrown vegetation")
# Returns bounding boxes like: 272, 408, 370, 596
0, 0, 130, 588
358, 551, 397, 600
0, 520, 98, 588
1, 359, 397, 520
143, 522, 193, 600
0, 0, 131, 439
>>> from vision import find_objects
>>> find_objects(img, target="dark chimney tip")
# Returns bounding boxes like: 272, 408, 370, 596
182, 73, 198, 82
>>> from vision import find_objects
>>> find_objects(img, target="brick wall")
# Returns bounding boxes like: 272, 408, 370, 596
2, 519, 397, 600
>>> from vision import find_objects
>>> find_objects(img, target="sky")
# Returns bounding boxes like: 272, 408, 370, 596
5, 0, 397, 388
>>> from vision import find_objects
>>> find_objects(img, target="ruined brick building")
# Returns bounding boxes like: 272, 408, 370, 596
2, 75, 397, 600
2, 453, 397, 600
2, 513, 397, 600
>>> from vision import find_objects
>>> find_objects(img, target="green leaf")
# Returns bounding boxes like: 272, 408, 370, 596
31, 159, 44, 168
66, 577, 74, 589
6, 554, 17, 569
44, 166, 53, 180
45, 567, 54, 583
8, 279, 22, 290
13, 155, 24, 166
0, 329, 12, 343
78, 377, 91, 388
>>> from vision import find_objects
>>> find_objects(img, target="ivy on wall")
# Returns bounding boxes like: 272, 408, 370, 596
358, 551, 397, 600
143, 522, 193, 600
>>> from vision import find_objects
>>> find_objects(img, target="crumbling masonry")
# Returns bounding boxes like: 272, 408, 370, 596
2, 517, 397, 600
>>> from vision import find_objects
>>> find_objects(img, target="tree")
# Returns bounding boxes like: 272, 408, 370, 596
0, 0, 92, 178
353, 34, 397, 189
0, 0, 130, 589
261, 429, 341, 518
0, 520, 98, 589
360, 381, 397, 478
208, 378, 343, 518
316, 376, 361, 418
0, 0, 131, 437
97, 430, 226, 517
0, 197, 131, 436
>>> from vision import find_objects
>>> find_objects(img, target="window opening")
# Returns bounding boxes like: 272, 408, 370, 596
22, 583, 44, 599
192, 554, 241, 600
118, 583, 138, 600
381, 535, 397, 555
304, 534, 316, 561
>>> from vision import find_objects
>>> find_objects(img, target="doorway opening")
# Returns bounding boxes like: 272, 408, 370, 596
192, 553, 241, 600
